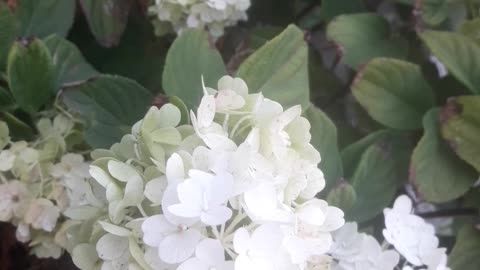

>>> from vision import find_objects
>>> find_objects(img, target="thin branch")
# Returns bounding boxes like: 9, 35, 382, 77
417, 208, 479, 218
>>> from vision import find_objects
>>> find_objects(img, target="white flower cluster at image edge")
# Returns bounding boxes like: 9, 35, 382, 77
0, 116, 94, 259
149, 0, 250, 37
330, 195, 450, 270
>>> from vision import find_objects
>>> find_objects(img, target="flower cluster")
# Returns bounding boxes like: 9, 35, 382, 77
149, 0, 250, 37
328, 195, 450, 270
0, 115, 92, 259
69, 76, 345, 270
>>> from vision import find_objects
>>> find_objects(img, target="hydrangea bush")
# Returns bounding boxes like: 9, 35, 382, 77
0, 0, 479, 269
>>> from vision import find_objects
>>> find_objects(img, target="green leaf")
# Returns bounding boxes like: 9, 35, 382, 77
341, 129, 403, 178
327, 182, 356, 213
62, 75, 153, 148
0, 112, 34, 140
304, 105, 343, 191
410, 109, 477, 203
320, 0, 366, 22
347, 133, 412, 222
163, 29, 226, 110
79, 0, 132, 47
7, 39, 55, 113
237, 25, 310, 109
458, 18, 480, 46
449, 225, 480, 270
326, 13, 408, 69
420, 0, 449, 25
0, 86, 15, 111
352, 58, 435, 130
420, 30, 480, 95
440, 96, 480, 172
16, 0, 76, 38
394, 0, 449, 26
44, 35, 98, 89
0, 3, 15, 69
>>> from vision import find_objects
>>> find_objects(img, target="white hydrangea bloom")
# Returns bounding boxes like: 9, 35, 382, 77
383, 195, 450, 270
329, 195, 451, 270
149, 0, 251, 37
71, 76, 344, 270
0, 116, 95, 259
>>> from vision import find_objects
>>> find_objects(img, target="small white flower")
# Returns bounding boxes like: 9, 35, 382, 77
51, 153, 90, 180
142, 214, 203, 264
383, 195, 440, 266
24, 198, 60, 232
169, 170, 233, 226
234, 223, 285, 270
96, 233, 130, 269
178, 238, 233, 270
284, 199, 344, 264
0, 150, 15, 171
0, 181, 29, 221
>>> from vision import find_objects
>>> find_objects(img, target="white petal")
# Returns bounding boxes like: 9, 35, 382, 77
166, 153, 185, 181
89, 166, 114, 187
201, 206, 232, 225
158, 229, 202, 264
251, 223, 284, 256
244, 184, 278, 219
141, 215, 176, 247
319, 206, 345, 232
108, 161, 140, 183
123, 175, 144, 206
392, 195, 413, 214
169, 203, 202, 218
177, 179, 204, 207
145, 177, 168, 205
158, 104, 181, 128
96, 233, 129, 260
195, 238, 225, 265
206, 173, 233, 205
197, 95, 216, 128
233, 227, 250, 254
178, 258, 209, 270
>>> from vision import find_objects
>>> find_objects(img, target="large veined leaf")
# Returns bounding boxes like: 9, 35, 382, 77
410, 109, 477, 203
0, 2, 15, 68
320, 0, 366, 22
352, 58, 435, 130
326, 13, 408, 69
458, 18, 480, 46
15, 0, 76, 38
305, 105, 343, 191
79, 0, 133, 47
163, 29, 227, 110
420, 31, 480, 95
237, 25, 310, 109
341, 129, 409, 178
62, 75, 153, 148
449, 225, 480, 270
440, 96, 480, 172
7, 39, 55, 113
44, 35, 99, 89
347, 135, 411, 222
